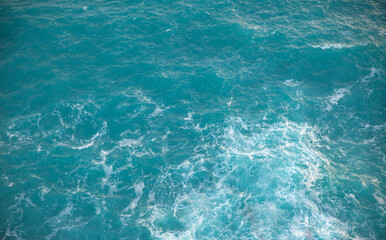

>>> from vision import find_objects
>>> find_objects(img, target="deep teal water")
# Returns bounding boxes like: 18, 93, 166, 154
0, 0, 385, 239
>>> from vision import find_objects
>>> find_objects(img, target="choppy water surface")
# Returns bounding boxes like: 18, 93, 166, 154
0, 0, 385, 239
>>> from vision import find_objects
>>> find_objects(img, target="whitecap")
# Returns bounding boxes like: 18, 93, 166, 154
373, 190, 385, 205
72, 141, 94, 150
150, 106, 163, 117
311, 43, 365, 50
148, 190, 155, 203
184, 112, 193, 121
4, 228, 22, 240
227, 97, 233, 106
39, 186, 51, 201
284, 79, 300, 87
118, 137, 142, 147
328, 88, 350, 105
361, 67, 380, 82
127, 181, 145, 210
134, 181, 145, 195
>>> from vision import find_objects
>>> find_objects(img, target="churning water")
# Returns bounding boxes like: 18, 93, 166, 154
0, 0, 385, 239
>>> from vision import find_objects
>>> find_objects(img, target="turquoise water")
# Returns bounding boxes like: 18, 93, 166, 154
0, 0, 385, 239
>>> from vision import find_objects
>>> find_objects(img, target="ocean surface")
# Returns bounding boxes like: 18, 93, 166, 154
0, 0, 385, 239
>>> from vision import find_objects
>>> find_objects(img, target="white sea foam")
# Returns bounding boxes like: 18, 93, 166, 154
329, 88, 350, 105
72, 141, 94, 150
361, 67, 380, 83
128, 181, 145, 210
3, 228, 22, 240
118, 136, 143, 147
194, 123, 211, 132
312, 43, 365, 50
373, 190, 385, 205
284, 79, 300, 87
45, 203, 77, 240
39, 187, 51, 201
184, 112, 193, 121
150, 106, 163, 117
326, 88, 351, 110
137, 117, 355, 239
148, 190, 155, 203
9, 193, 36, 209
3, 174, 14, 187
227, 97, 233, 106
71, 121, 107, 150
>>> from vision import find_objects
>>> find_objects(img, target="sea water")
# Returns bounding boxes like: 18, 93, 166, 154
0, 0, 385, 239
